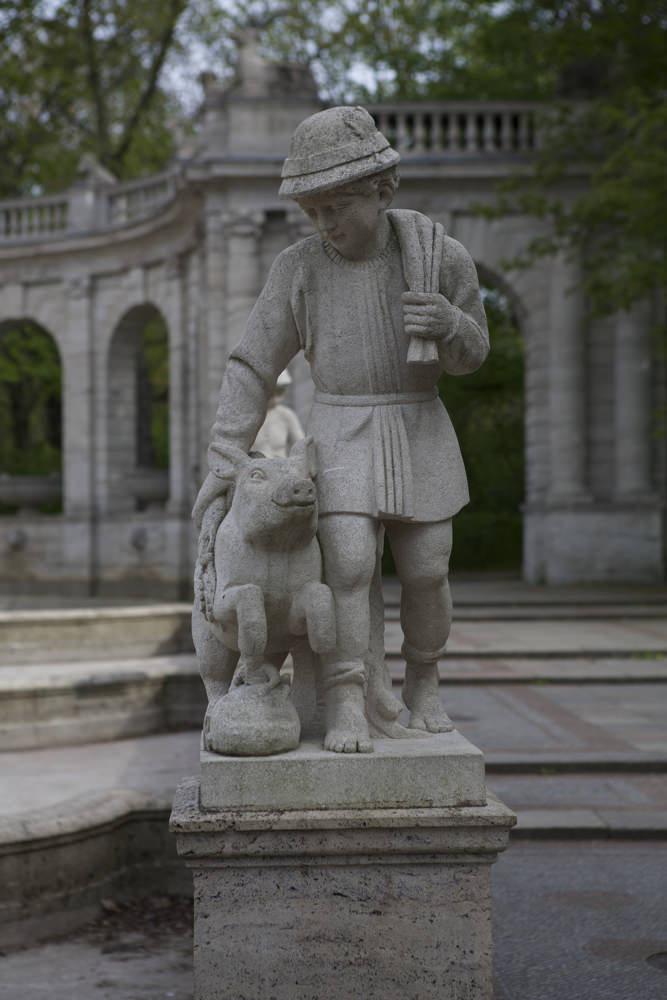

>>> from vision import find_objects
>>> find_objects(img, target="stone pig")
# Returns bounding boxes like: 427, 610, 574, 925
193, 437, 336, 754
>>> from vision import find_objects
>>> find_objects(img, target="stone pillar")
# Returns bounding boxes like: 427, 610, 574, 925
62, 275, 94, 515
547, 252, 591, 503
164, 256, 189, 515
202, 204, 227, 446
224, 211, 264, 356
614, 300, 654, 499
62, 274, 96, 591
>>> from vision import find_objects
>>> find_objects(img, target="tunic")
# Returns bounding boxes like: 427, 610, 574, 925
208, 210, 489, 522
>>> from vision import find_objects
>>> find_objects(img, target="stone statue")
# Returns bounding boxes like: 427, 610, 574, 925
193, 105, 489, 755
251, 369, 305, 458
194, 436, 335, 755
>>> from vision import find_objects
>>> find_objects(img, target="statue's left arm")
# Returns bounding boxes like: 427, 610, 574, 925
402, 236, 489, 376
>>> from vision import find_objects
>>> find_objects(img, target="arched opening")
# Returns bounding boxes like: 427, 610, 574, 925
107, 305, 169, 511
438, 281, 525, 572
0, 319, 62, 513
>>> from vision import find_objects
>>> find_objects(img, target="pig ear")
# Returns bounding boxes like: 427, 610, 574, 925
289, 435, 317, 478
209, 443, 250, 481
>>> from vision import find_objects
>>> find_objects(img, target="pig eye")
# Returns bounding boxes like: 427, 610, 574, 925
248, 468, 266, 482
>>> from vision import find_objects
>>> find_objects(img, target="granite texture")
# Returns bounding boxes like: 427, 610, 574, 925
171, 778, 515, 1000
199, 731, 486, 811
193, 104, 490, 755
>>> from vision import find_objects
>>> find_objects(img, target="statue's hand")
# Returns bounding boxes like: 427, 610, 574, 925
402, 291, 456, 341
192, 471, 230, 531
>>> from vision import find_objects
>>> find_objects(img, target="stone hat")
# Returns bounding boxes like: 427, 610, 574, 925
279, 106, 400, 199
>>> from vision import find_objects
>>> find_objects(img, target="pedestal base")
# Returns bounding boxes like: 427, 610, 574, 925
171, 774, 515, 1000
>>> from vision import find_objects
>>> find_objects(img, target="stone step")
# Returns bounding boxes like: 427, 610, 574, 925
0, 604, 193, 665
2, 642, 667, 751
0, 654, 204, 750
2, 601, 666, 664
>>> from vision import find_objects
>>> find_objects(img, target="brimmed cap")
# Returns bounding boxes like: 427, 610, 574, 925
279, 106, 400, 200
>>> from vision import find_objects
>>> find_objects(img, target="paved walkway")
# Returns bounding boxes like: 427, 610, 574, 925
2, 576, 667, 998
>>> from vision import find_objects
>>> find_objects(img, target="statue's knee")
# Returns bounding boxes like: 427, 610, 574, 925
402, 568, 448, 593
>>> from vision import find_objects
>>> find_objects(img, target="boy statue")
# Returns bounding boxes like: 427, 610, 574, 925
193, 106, 489, 754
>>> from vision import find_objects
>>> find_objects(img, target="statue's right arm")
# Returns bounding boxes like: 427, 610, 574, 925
202, 247, 304, 498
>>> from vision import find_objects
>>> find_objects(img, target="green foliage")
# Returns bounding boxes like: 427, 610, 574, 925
441, 288, 525, 570
383, 287, 525, 573
468, 1, 667, 321
0, 322, 62, 474
138, 316, 170, 469
0, 0, 187, 196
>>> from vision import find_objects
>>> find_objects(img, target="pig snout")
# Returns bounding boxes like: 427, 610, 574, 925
272, 478, 316, 508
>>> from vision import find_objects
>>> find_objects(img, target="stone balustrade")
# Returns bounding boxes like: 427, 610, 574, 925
0, 100, 545, 246
104, 171, 178, 227
367, 101, 542, 156
0, 170, 179, 244
0, 194, 69, 241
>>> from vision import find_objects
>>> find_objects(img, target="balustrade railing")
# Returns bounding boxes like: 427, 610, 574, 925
0, 194, 69, 240
104, 171, 178, 227
368, 102, 542, 156
0, 100, 545, 245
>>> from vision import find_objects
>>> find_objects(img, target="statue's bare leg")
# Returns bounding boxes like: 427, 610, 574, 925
317, 513, 376, 753
386, 518, 454, 733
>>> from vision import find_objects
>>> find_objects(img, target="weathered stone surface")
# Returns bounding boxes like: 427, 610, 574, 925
199, 731, 486, 811
171, 778, 515, 1000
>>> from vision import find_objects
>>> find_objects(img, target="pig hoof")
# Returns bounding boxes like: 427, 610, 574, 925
324, 728, 374, 754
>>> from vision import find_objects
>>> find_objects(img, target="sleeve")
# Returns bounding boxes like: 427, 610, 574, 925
207, 247, 303, 478
437, 236, 490, 376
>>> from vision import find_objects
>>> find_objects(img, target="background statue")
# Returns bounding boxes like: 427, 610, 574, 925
251, 369, 305, 458
194, 106, 489, 755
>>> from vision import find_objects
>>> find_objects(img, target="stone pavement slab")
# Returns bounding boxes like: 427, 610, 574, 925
492, 840, 667, 1000
488, 772, 667, 835
437, 682, 667, 763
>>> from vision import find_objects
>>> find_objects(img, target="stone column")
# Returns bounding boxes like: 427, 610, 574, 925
224, 210, 264, 356
62, 273, 97, 591
62, 275, 94, 517
164, 256, 189, 515
614, 300, 654, 499
202, 205, 227, 444
547, 251, 591, 503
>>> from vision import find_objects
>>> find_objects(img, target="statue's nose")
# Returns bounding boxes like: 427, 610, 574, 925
273, 478, 315, 506
291, 480, 315, 504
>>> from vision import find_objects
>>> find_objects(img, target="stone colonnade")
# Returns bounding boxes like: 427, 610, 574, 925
0, 81, 664, 590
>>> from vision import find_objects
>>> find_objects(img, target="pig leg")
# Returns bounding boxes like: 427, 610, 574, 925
233, 652, 284, 689
289, 582, 336, 653
213, 583, 268, 657
192, 605, 238, 703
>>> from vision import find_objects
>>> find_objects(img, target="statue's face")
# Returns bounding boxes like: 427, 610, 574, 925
297, 185, 389, 260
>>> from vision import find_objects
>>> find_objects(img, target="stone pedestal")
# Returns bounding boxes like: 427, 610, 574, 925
171, 734, 515, 1000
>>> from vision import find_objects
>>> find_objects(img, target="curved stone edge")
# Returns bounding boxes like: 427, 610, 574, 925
0, 787, 191, 951
0, 657, 205, 750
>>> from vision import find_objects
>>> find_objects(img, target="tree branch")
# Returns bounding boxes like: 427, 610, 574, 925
79, 0, 109, 161
111, 0, 187, 166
